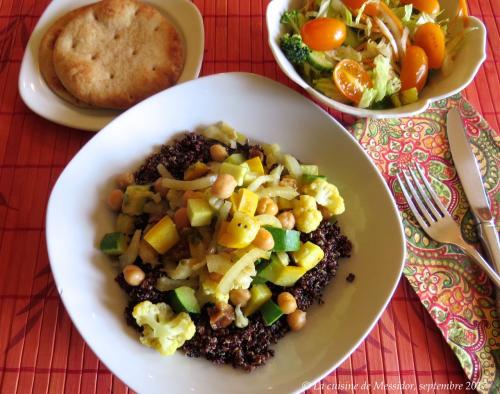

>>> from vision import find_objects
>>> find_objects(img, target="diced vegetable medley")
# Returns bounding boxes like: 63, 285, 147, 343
279, 0, 474, 109
99, 122, 348, 360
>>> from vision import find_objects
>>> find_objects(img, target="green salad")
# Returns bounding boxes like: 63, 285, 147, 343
279, 0, 473, 109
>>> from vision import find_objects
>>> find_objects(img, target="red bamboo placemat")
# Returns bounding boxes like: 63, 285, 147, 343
0, 0, 498, 393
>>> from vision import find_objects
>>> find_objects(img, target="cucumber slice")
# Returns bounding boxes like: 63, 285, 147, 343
313, 78, 350, 103
264, 226, 301, 252
307, 51, 334, 71
167, 286, 200, 314
260, 300, 283, 326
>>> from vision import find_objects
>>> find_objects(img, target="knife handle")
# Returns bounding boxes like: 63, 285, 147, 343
477, 221, 500, 274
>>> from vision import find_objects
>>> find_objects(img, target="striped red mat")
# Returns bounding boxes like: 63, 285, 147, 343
0, 0, 499, 393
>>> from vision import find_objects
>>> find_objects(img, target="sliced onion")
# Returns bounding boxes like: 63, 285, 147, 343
255, 214, 282, 228
206, 253, 232, 274
257, 186, 299, 200
217, 248, 267, 294
400, 27, 409, 57
161, 174, 217, 191
119, 229, 141, 267
247, 175, 273, 192
155, 276, 197, 292
373, 17, 399, 60
156, 163, 172, 178
283, 154, 303, 178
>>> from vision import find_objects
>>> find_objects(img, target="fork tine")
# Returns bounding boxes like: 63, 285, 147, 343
400, 168, 436, 224
415, 164, 448, 215
407, 165, 441, 219
397, 173, 430, 230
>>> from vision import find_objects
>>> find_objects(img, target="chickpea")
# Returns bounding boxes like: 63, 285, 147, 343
252, 228, 275, 250
123, 264, 145, 286
287, 310, 306, 331
279, 176, 297, 190
319, 205, 333, 220
107, 189, 124, 211
116, 172, 134, 189
139, 240, 158, 264
182, 190, 205, 206
277, 211, 295, 230
256, 197, 279, 216
211, 174, 237, 199
210, 144, 229, 162
277, 292, 297, 314
208, 272, 223, 282
229, 289, 251, 307
174, 207, 190, 229
154, 178, 168, 196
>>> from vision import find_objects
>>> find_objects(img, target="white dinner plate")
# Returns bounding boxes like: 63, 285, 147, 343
19, 0, 204, 131
46, 72, 405, 393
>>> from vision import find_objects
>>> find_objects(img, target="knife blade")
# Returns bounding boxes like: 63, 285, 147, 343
447, 107, 500, 277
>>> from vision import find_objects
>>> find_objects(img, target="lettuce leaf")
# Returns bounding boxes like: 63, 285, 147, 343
358, 54, 401, 108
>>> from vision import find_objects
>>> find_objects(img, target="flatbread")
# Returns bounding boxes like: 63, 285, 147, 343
38, 5, 94, 107
53, 0, 185, 110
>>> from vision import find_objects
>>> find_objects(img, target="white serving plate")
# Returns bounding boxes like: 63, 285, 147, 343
19, 0, 204, 131
46, 72, 405, 393
266, 0, 487, 118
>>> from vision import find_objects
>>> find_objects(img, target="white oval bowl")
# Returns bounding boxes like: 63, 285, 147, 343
266, 0, 487, 118
46, 72, 405, 393
19, 0, 204, 131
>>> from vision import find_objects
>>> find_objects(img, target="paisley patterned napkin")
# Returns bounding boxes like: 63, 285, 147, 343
348, 94, 500, 393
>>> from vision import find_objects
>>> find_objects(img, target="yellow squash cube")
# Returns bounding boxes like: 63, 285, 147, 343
230, 188, 259, 216
218, 212, 259, 249
273, 266, 308, 287
144, 215, 180, 254
293, 241, 325, 270
187, 199, 214, 227
244, 157, 265, 175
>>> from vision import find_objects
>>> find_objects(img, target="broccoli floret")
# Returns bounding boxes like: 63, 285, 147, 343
280, 10, 306, 34
132, 301, 195, 356
280, 34, 310, 65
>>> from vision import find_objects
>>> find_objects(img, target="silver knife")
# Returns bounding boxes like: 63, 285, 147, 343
447, 108, 500, 279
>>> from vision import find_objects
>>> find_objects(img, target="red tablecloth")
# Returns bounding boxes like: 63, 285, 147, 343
0, 1, 498, 393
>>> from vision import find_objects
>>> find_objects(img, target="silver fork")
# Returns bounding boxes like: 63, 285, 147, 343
397, 164, 500, 288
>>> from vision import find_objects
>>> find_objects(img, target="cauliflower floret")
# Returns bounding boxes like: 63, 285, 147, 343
231, 263, 256, 291
302, 178, 345, 216
132, 301, 195, 356
234, 304, 249, 328
198, 271, 229, 305
293, 195, 322, 233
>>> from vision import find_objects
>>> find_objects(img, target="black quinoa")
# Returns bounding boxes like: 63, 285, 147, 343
116, 133, 352, 371
135, 133, 215, 183
182, 309, 288, 371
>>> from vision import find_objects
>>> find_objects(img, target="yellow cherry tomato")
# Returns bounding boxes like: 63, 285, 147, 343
400, 0, 440, 15
414, 23, 445, 69
300, 18, 346, 51
342, 0, 379, 16
333, 59, 372, 104
400, 45, 429, 92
